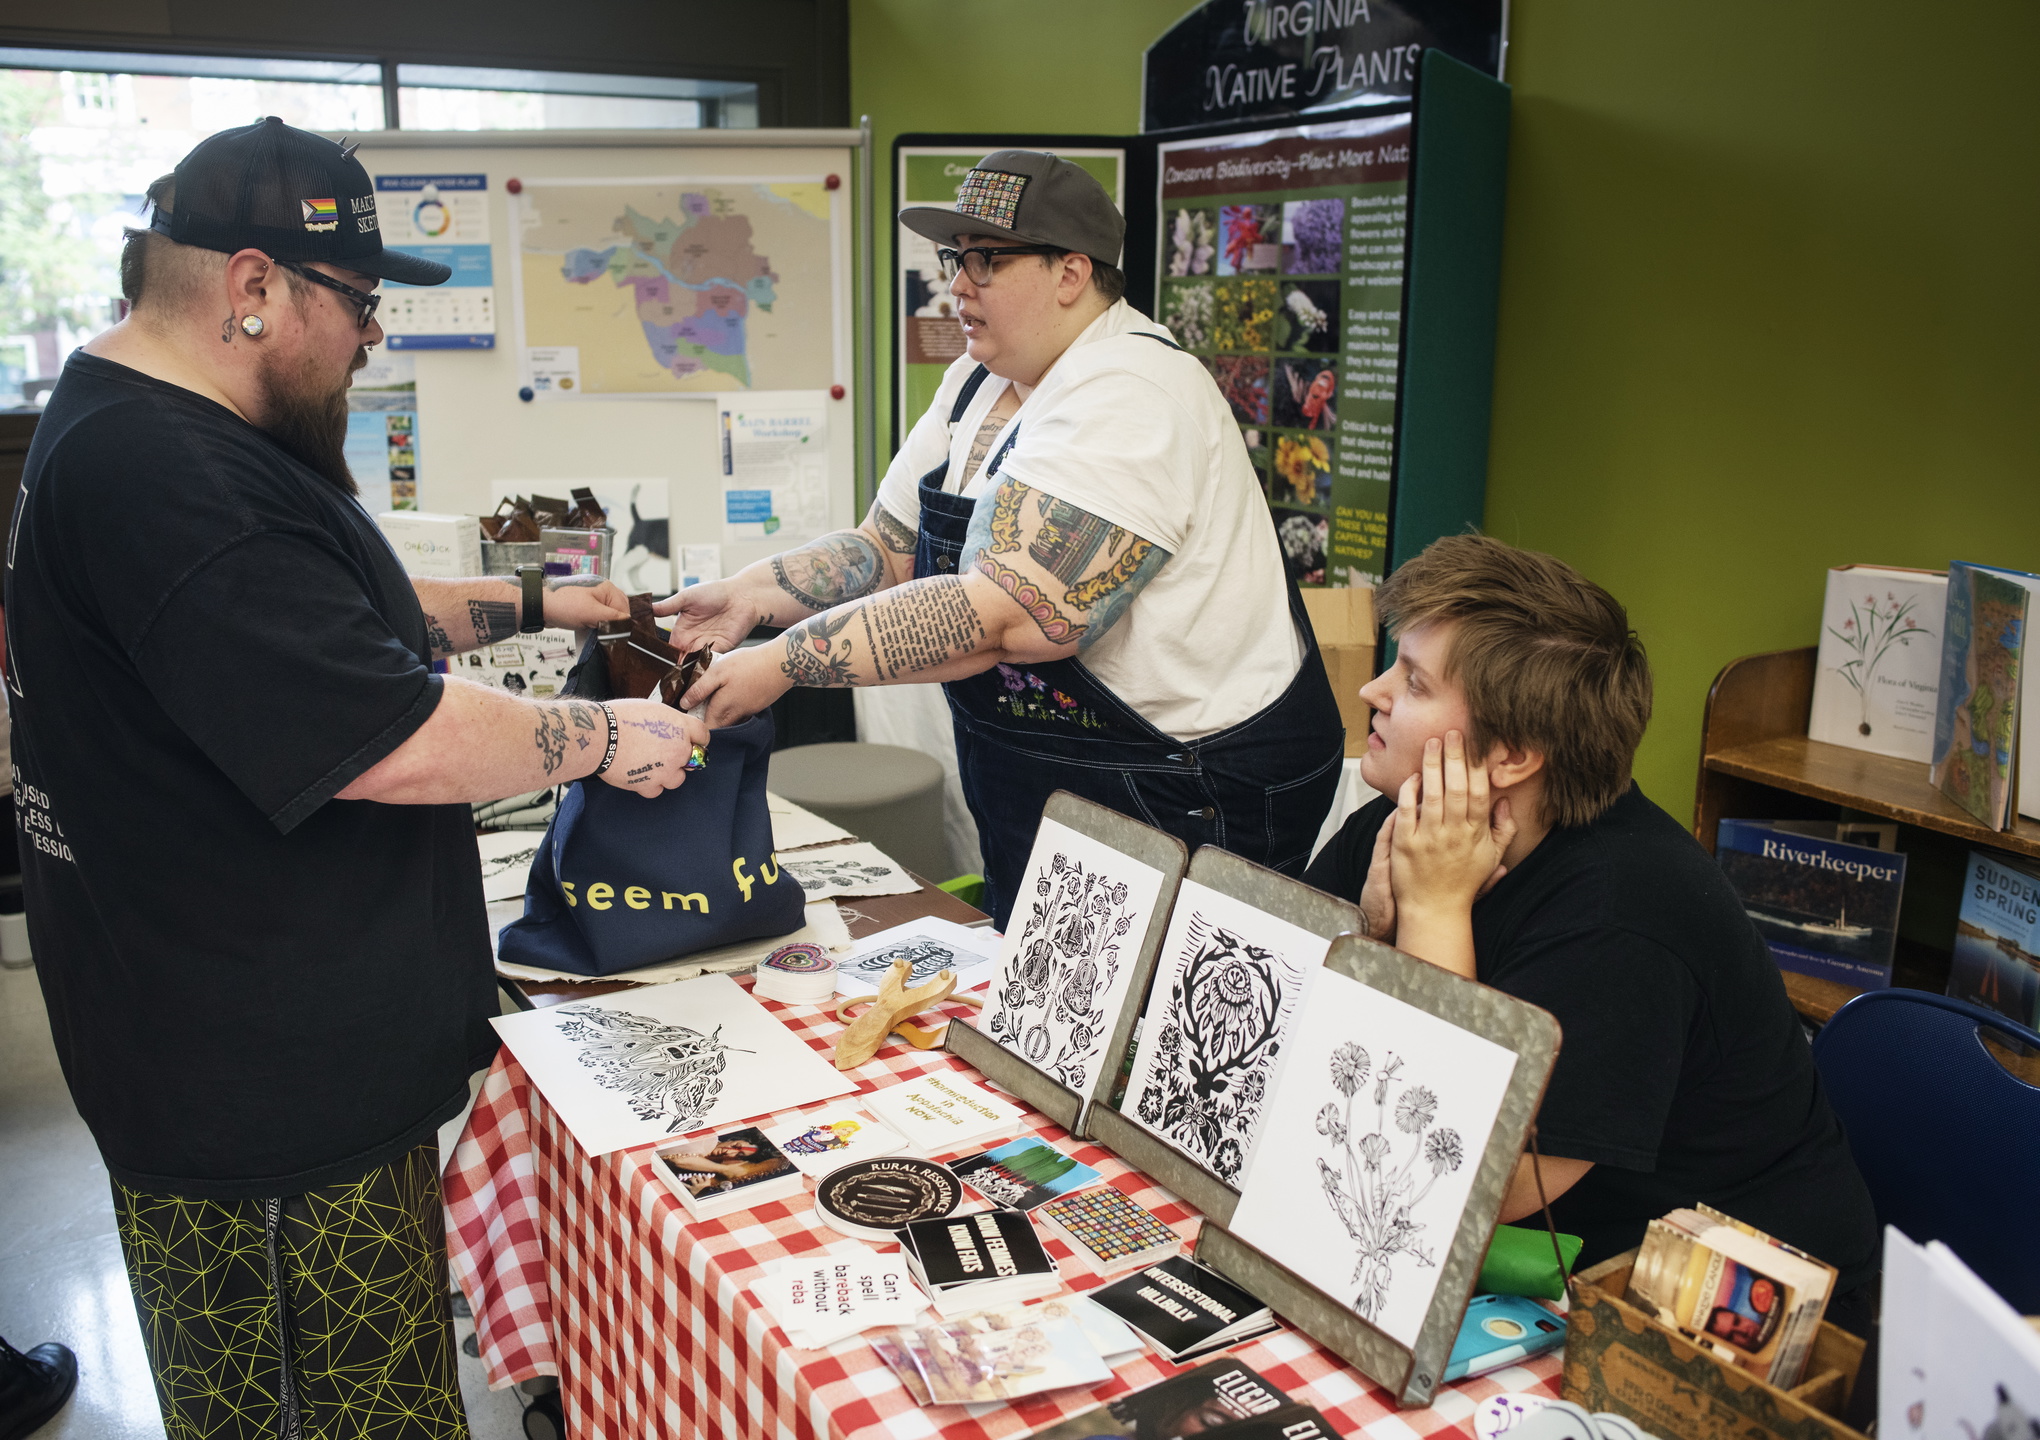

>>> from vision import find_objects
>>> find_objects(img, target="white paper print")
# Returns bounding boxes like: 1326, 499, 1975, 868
780, 841, 919, 900
1122, 879, 1332, 1184
982, 817, 1166, 1099
1232, 967, 1519, 1347
767, 792, 855, 851
489, 973, 854, 1155
476, 831, 542, 904
834, 917, 1003, 997
753, 1242, 928, 1348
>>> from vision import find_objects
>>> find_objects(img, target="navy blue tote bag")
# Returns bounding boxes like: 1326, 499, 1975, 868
496, 639, 805, 976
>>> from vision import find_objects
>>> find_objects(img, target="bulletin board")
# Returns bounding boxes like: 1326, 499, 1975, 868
347, 128, 865, 588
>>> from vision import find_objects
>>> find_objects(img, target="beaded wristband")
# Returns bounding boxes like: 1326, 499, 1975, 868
591, 702, 620, 777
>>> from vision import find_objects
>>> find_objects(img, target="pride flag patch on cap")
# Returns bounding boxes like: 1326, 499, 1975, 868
301, 198, 339, 232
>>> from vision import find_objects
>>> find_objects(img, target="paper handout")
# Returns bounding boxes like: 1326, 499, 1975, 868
781, 841, 921, 900
489, 972, 855, 1155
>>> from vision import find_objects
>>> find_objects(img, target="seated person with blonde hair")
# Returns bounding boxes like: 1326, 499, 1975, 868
1305, 535, 1878, 1321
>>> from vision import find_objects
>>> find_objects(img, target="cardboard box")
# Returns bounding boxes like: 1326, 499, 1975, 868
1300, 586, 1377, 758
377, 511, 482, 578
1564, 1252, 1867, 1440
451, 628, 580, 700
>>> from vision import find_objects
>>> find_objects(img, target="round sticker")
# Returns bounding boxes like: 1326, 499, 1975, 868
1482, 1316, 1527, 1340
814, 1157, 961, 1235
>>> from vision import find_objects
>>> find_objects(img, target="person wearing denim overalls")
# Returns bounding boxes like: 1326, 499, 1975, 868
665, 151, 1343, 929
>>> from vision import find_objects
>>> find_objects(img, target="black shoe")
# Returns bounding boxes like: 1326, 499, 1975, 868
0, 1336, 78, 1440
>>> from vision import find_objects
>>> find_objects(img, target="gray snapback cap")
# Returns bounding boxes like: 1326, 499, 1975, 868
899, 150, 1125, 267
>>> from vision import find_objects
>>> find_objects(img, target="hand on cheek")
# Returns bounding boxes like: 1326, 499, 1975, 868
1386, 731, 1517, 976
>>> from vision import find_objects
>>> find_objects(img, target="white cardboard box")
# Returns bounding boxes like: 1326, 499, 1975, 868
377, 511, 482, 578
1808, 565, 1946, 764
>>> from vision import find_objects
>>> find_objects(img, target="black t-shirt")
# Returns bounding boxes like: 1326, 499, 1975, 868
1304, 784, 1879, 1288
5, 352, 498, 1199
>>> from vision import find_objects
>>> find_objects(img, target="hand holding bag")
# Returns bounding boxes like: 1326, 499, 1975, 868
495, 610, 804, 977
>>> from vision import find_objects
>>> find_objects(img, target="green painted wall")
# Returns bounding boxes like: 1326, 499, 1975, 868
851, 2, 2040, 823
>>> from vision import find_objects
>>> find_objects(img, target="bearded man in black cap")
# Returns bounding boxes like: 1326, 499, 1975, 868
4, 118, 708, 1438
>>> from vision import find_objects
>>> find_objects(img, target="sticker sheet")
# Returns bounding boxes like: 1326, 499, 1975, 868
1231, 966, 1519, 1348
490, 972, 855, 1155
980, 817, 1166, 1100
1121, 879, 1331, 1185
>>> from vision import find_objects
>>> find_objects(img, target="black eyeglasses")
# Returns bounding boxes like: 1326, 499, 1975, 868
936, 244, 1064, 285
271, 258, 382, 329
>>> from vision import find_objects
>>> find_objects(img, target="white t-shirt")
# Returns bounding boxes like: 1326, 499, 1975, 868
875, 301, 1303, 740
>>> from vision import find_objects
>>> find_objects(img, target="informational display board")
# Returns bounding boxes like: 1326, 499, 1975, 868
348, 130, 861, 584
1156, 112, 1410, 586
894, 138, 1131, 441
376, 173, 497, 350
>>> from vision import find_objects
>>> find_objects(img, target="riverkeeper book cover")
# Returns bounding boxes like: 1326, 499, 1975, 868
1716, 821, 1906, 989
1945, 850, 2040, 1029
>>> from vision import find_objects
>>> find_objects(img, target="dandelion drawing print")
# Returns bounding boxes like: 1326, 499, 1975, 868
1827, 588, 1935, 737
1315, 1042, 1465, 1320
553, 1006, 746, 1134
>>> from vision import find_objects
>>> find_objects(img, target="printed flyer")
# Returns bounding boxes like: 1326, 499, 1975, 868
1155, 112, 1409, 586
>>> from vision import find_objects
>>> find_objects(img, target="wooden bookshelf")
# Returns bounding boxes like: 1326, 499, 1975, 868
1695, 647, 2040, 1024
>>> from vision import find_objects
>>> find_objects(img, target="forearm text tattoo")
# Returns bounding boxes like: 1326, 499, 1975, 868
469, 599, 519, 646
855, 576, 987, 680
771, 533, 883, 611
534, 707, 569, 775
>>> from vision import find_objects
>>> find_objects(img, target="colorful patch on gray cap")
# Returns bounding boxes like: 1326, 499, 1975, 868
955, 168, 1029, 231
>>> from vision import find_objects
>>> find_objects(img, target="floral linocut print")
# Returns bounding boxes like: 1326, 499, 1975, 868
983, 817, 1166, 1100
1231, 968, 1518, 1347
1123, 879, 1330, 1184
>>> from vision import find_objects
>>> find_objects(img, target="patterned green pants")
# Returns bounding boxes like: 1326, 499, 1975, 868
112, 1144, 468, 1440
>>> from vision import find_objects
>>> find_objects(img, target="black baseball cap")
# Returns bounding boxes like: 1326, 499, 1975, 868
899, 150, 1124, 267
147, 116, 451, 286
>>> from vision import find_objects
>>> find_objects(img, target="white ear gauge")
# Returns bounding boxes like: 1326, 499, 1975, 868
240, 314, 265, 337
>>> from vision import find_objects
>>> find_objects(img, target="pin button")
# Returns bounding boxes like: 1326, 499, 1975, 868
1189, 805, 1216, 819
935, 554, 954, 572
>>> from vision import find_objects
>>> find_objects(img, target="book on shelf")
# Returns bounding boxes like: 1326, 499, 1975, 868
1808, 565, 1947, 763
1714, 820, 1905, 989
1930, 560, 2040, 829
1087, 1255, 1277, 1362
1623, 1205, 1837, 1390
1945, 850, 2040, 1031
897, 1208, 1063, 1316
651, 1125, 804, 1221
1024, 1357, 1292, 1440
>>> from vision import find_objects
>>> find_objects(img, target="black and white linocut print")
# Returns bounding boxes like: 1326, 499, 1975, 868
1126, 897, 1317, 1185
984, 820, 1165, 1096
553, 1005, 736, 1135
780, 841, 918, 899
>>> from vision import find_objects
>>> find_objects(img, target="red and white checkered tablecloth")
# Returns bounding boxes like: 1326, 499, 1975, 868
444, 981, 1560, 1439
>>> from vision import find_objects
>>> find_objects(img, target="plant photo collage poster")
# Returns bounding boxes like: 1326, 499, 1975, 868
1155, 113, 1412, 587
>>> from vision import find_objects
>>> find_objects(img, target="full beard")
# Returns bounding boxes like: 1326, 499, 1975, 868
254, 345, 366, 496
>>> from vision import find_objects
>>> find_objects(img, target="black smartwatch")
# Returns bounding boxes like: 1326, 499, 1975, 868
517, 564, 545, 634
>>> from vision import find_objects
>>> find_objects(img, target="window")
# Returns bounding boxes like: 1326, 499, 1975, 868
0, 48, 747, 405
394, 64, 756, 131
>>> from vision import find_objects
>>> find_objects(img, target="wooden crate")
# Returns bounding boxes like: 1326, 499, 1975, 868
1562, 1252, 1867, 1440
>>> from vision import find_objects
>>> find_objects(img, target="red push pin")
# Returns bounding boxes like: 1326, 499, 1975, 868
829, 384, 845, 400
505, 177, 523, 195
825, 174, 842, 190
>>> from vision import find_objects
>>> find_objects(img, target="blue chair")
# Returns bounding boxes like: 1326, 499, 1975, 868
1811, 988, 2040, 1311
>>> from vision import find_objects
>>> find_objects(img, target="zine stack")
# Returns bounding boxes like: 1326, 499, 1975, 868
1088, 1256, 1277, 1362
651, 1126, 806, 1221
864, 1071, 1023, 1157
898, 1208, 1062, 1317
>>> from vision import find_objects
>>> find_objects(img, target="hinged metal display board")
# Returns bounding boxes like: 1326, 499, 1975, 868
1086, 845, 1363, 1222
1193, 931, 1561, 1409
887, 38, 1508, 590
944, 791, 1186, 1135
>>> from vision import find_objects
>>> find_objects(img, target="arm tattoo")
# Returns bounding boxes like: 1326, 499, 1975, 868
985, 481, 1027, 555
960, 413, 1008, 485
469, 599, 518, 646
780, 607, 859, 687
620, 716, 689, 739
854, 576, 987, 680
976, 555, 1085, 645
1030, 493, 1120, 584
771, 533, 884, 610
871, 502, 918, 555
566, 700, 599, 752
422, 612, 454, 659
533, 707, 569, 775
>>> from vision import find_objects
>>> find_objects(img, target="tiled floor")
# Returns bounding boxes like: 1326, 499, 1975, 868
0, 958, 529, 1439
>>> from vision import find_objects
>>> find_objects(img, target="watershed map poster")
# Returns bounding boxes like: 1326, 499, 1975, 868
1156, 113, 1409, 586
